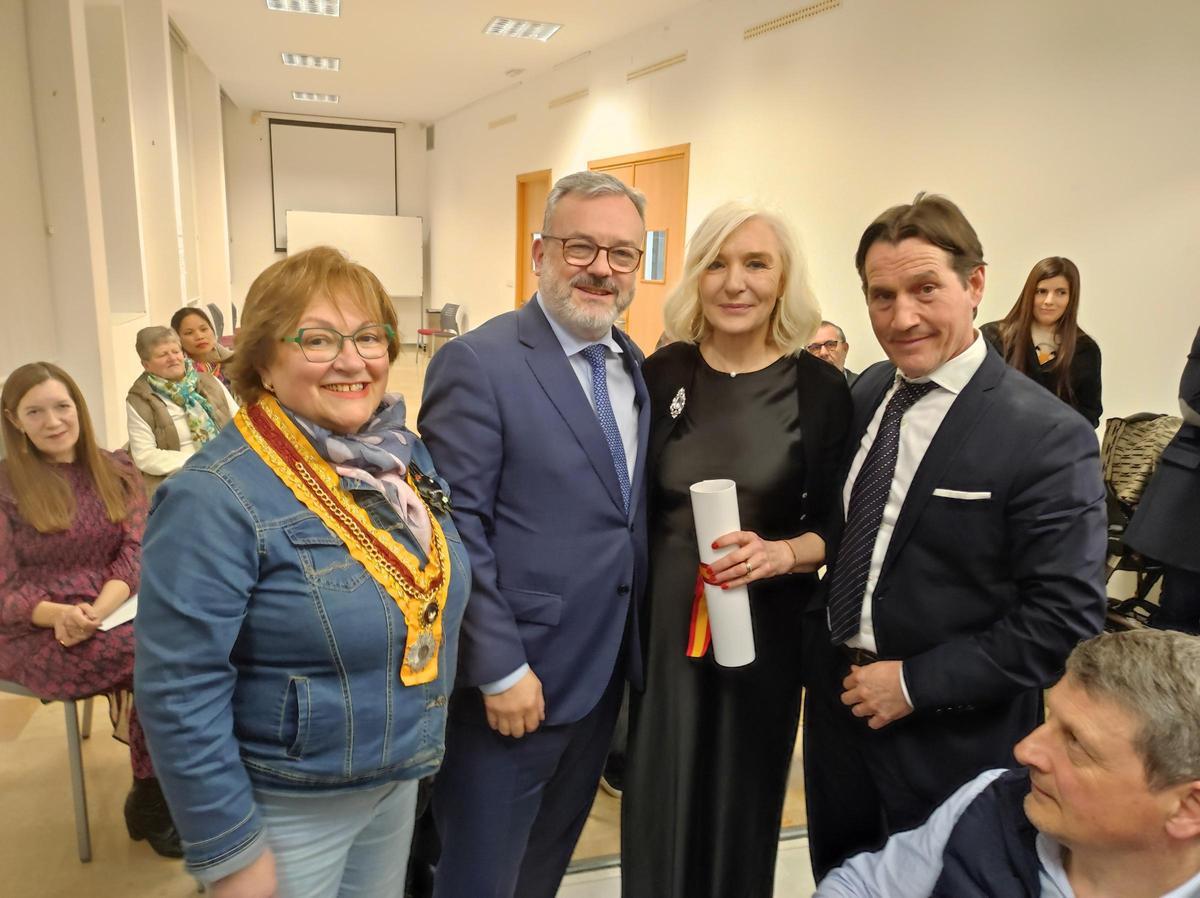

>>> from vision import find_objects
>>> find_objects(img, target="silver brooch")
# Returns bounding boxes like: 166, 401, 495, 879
405, 630, 437, 673
669, 387, 686, 419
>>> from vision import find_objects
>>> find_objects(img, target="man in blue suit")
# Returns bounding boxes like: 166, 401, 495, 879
803, 193, 1107, 878
419, 171, 650, 898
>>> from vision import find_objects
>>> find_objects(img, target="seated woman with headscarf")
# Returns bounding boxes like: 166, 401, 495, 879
126, 325, 237, 493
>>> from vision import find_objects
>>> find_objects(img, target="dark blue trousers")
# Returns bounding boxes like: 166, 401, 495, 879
431, 672, 623, 898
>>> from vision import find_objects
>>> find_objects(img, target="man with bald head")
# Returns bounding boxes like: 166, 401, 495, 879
807, 320, 858, 386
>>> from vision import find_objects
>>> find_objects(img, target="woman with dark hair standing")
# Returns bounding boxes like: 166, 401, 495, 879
980, 256, 1103, 426
171, 306, 234, 388
0, 362, 180, 856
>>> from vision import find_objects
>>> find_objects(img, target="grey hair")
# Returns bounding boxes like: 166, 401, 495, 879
1067, 629, 1200, 790
542, 171, 646, 232
135, 326, 180, 361
820, 320, 848, 343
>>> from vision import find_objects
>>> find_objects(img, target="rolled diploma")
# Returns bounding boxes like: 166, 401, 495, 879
689, 479, 756, 667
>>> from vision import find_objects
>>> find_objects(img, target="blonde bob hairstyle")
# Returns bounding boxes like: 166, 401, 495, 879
226, 246, 401, 405
662, 201, 821, 354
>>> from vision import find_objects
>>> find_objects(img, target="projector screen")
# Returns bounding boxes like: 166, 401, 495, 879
286, 211, 423, 297
269, 119, 397, 252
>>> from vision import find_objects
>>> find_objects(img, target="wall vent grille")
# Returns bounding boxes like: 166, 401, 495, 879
548, 89, 589, 109
626, 52, 688, 82
744, 0, 841, 40
425, 124, 435, 151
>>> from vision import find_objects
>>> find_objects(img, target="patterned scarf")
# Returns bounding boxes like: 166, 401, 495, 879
145, 358, 218, 447
287, 394, 432, 554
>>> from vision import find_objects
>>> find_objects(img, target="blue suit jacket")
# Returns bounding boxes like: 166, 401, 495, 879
418, 299, 649, 725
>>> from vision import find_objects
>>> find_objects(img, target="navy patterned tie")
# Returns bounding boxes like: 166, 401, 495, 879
827, 378, 938, 645
581, 344, 631, 513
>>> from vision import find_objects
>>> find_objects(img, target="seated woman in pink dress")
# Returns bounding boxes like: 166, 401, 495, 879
0, 361, 180, 858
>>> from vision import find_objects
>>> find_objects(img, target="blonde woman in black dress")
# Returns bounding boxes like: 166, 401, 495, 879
622, 202, 851, 898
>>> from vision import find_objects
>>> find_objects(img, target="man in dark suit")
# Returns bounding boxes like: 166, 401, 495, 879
803, 193, 1107, 877
418, 171, 650, 898
807, 319, 859, 386
1124, 325, 1200, 632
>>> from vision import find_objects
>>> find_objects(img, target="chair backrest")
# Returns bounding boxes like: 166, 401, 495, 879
206, 303, 225, 339
440, 303, 460, 334
1101, 412, 1182, 513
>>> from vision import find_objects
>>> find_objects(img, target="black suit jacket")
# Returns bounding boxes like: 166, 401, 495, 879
819, 346, 1107, 714
1124, 326, 1200, 572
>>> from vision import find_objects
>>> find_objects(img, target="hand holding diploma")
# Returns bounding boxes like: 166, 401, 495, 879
690, 480, 757, 667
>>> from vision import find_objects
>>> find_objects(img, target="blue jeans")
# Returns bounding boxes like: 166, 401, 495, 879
256, 779, 418, 898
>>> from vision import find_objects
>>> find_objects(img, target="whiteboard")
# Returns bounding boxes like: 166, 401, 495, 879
286, 211, 423, 297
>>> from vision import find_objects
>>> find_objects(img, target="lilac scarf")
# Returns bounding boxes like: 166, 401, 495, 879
287, 394, 432, 554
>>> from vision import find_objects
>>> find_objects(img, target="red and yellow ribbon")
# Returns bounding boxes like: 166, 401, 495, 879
236, 396, 450, 686
686, 564, 715, 658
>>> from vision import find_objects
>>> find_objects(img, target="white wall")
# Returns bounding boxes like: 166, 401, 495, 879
0, 0, 58, 375
86, 1, 148, 317
427, 0, 1200, 420
222, 100, 430, 338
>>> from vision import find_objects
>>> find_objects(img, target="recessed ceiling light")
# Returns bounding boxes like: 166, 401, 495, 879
266, 0, 340, 17
282, 52, 341, 71
483, 17, 561, 41
292, 91, 339, 103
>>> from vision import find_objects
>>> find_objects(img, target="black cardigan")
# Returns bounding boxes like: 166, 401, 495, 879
980, 321, 1103, 427
641, 341, 853, 550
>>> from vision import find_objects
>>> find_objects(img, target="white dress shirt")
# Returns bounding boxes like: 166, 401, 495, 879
480, 294, 640, 696
841, 333, 987, 671
126, 380, 238, 476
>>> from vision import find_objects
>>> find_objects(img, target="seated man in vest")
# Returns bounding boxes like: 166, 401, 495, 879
815, 629, 1200, 898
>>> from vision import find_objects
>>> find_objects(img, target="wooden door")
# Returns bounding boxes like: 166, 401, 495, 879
515, 169, 552, 308
590, 145, 690, 353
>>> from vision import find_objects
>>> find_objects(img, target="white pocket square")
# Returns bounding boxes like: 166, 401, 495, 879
932, 488, 992, 500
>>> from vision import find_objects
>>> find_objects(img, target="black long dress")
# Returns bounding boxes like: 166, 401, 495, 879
621, 343, 849, 898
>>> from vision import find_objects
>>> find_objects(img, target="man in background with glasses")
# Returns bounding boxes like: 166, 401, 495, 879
419, 171, 650, 898
808, 319, 858, 387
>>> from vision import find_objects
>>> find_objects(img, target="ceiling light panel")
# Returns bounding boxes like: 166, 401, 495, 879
266, 0, 340, 16
483, 17, 562, 41
292, 91, 339, 103
282, 52, 341, 70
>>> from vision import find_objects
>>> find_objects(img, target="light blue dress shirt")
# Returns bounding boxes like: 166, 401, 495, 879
479, 293, 640, 696
815, 768, 1200, 897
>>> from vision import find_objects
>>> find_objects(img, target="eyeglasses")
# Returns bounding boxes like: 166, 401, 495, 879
805, 340, 843, 354
282, 324, 396, 362
541, 235, 644, 273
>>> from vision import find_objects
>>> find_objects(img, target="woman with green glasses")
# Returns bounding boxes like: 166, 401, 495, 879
134, 246, 469, 898
126, 326, 237, 495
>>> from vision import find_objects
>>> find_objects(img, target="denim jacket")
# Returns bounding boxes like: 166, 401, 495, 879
134, 421, 470, 880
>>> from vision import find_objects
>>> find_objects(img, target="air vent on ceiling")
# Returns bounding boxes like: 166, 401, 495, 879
548, 89, 589, 109
744, 0, 841, 40
488, 113, 518, 129
626, 52, 687, 82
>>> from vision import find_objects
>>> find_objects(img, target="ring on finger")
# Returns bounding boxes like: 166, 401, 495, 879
745, 560, 753, 574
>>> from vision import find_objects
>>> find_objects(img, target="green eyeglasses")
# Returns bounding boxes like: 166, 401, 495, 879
283, 324, 396, 362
